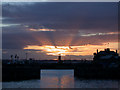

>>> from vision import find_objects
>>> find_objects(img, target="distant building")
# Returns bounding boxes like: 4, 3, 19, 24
93, 48, 119, 63
58, 54, 63, 63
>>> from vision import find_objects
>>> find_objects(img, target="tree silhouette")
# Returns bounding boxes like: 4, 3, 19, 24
15, 54, 17, 60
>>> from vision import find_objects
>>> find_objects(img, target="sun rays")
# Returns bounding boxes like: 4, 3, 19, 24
24, 42, 119, 57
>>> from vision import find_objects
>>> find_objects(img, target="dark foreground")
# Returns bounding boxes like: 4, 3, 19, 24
3, 70, 119, 88
2, 60, 120, 81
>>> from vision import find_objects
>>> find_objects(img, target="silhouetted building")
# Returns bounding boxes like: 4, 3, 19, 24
93, 48, 119, 63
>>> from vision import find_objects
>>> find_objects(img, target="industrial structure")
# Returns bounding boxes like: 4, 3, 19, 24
58, 54, 63, 63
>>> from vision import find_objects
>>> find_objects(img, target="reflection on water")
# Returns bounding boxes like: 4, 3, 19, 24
40, 70, 74, 88
2, 69, 119, 88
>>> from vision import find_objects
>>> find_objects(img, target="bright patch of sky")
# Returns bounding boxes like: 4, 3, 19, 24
24, 42, 119, 56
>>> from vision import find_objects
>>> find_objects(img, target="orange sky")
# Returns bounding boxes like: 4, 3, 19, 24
24, 42, 119, 57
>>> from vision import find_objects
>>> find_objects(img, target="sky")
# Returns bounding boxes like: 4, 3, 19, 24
2, 2, 120, 60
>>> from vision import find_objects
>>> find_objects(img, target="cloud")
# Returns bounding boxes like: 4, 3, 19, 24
0, 23, 20, 27
80, 32, 120, 36
2, 31, 119, 50
2, 2, 119, 59
2, 2, 118, 32
29, 28, 56, 32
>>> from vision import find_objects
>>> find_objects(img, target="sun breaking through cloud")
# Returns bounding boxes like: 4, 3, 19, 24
24, 42, 119, 56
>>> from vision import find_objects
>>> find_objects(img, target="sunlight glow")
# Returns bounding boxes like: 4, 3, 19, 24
24, 42, 119, 56
29, 28, 56, 32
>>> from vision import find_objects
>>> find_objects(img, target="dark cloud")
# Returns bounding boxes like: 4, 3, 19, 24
2, 2, 118, 32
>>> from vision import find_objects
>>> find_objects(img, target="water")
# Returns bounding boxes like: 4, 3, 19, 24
2, 69, 120, 88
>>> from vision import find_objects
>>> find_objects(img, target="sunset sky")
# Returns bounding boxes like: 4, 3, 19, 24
2, 2, 120, 60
